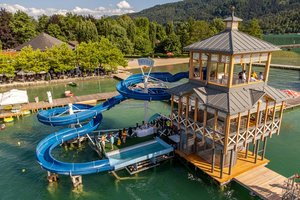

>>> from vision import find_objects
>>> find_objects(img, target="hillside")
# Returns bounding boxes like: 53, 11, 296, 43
129, 0, 300, 33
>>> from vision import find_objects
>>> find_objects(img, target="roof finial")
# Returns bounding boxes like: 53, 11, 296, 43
231, 6, 235, 18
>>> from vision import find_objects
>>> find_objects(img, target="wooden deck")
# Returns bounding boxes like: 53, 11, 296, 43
234, 166, 287, 200
0, 91, 119, 119
175, 150, 269, 185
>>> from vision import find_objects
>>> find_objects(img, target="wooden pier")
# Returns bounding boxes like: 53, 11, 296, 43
175, 150, 269, 185
0, 91, 119, 119
234, 166, 287, 200
113, 71, 131, 80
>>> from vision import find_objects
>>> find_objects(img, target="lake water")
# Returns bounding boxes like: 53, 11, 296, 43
0, 64, 300, 200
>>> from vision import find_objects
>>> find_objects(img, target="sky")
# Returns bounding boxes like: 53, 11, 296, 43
0, 0, 180, 18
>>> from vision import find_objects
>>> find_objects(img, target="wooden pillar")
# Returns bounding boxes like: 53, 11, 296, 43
261, 137, 267, 160
253, 101, 261, 143
207, 53, 212, 82
223, 115, 231, 155
227, 55, 235, 87
220, 150, 225, 179
199, 52, 203, 80
270, 101, 277, 138
215, 63, 219, 79
189, 52, 194, 79
254, 141, 260, 163
262, 99, 269, 141
211, 148, 215, 173
235, 113, 241, 151
247, 62, 253, 83
224, 63, 228, 74
170, 95, 174, 126
178, 97, 182, 129
185, 96, 190, 149
245, 143, 249, 158
229, 149, 234, 175
202, 108, 207, 143
277, 101, 285, 135
213, 109, 218, 147
193, 98, 199, 132
244, 110, 251, 147
264, 53, 272, 82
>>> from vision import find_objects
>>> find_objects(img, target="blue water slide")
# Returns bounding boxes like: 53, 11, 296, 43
36, 71, 188, 176
116, 72, 188, 101
36, 114, 113, 175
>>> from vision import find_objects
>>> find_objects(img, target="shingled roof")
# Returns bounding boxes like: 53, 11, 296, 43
15, 32, 74, 51
192, 84, 289, 114
183, 12, 280, 54
183, 30, 281, 54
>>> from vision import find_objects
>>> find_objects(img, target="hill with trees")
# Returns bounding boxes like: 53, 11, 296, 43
129, 0, 300, 34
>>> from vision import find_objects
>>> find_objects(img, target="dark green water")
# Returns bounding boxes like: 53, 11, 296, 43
0, 64, 299, 200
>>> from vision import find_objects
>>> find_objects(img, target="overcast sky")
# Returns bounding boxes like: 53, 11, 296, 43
0, 0, 180, 18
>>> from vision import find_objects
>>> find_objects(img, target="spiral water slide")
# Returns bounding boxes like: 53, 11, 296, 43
36, 72, 188, 175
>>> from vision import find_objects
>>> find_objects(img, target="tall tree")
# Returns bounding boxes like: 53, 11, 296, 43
76, 20, 98, 43
46, 44, 75, 73
47, 24, 66, 41
0, 53, 15, 77
0, 9, 17, 49
10, 11, 37, 46
37, 15, 50, 33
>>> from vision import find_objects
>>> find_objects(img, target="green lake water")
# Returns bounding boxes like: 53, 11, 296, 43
0, 64, 300, 200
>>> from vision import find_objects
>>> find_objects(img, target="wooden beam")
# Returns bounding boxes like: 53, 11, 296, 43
227, 55, 235, 87
263, 53, 272, 82
223, 115, 231, 155
211, 148, 215, 173
270, 101, 277, 138
178, 97, 182, 129
220, 150, 225, 179
277, 101, 285, 135
185, 95, 190, 131
170, 95, 174, 126
193, 98, 198, 132
247, 61, 253, 83
254, 141, 260, 163
245, 143, 249, 159
207, 53, 212, 82
235, 113, 241, 151
229, 149, 234, 175
189, 52, 194, 79
262, 99, 269, 141
244, 110, 251, 148
261, 137, 267, 160
253, 101, 261, 144
202, 108, 207, 143
199, 52, 203, 80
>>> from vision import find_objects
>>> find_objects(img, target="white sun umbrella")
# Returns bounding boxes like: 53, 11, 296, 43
0, 89, 29, 106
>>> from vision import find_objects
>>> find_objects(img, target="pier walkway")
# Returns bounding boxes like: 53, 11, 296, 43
253, 63, 300, 70
0, 91, 119, 119
234, 166, 287, 200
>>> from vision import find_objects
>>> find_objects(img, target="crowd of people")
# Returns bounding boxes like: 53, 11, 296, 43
238, 70, 264, 83
97, 116, 178, 151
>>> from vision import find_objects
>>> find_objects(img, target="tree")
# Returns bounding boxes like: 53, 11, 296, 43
47, 24, 66, 41
96, 38, 127, 72
14, 46, 36, 72
157, 33, 181, 54
76, 42, 99, 72
76, 20, 98, 43
37, 15, 50, 33
210, 18, 225, 34
134, 36, 152, 55
10, 11, 37, 46
0, 9, 17, 49
242, 19, 263, 38
0, 53, 15, 77
46, 44, 75, 73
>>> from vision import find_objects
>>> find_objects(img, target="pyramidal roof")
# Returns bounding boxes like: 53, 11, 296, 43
15, 32, 74, 51
183, 10, 280, 54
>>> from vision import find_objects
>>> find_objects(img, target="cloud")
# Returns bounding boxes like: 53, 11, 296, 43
0, 3, 135, 18
117, 1, 131, 9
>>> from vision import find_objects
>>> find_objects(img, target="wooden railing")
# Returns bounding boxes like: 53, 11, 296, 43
172, 111, 281, 149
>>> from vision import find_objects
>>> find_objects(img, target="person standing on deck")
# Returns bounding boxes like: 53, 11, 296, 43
109, 133, 114, 150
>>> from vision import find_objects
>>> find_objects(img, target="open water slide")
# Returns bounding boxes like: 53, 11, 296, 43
36, 72, 188, 175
